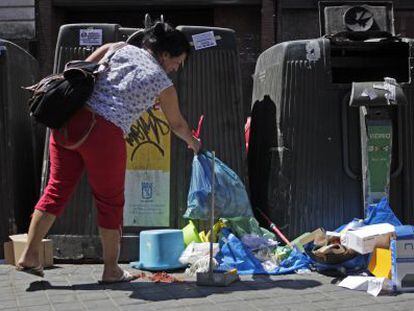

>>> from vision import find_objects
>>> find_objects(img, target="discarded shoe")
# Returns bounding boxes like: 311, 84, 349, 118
15, 264, 44, 277
98, 270, 136, 284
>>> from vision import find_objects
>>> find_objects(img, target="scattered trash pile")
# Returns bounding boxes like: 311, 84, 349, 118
129, 151, 413, 294
179, 151, 414, 295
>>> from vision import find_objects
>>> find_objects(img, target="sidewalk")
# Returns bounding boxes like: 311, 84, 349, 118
1, 264, 414, 311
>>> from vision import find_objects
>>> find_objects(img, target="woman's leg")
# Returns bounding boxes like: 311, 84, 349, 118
99, 227, 123, 281
17, 210, 56, 268
80, 114, 126, 281
18, 133, 84, 269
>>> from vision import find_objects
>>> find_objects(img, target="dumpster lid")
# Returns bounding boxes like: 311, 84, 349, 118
319, 1, 395, 37
349, 78, 407, 107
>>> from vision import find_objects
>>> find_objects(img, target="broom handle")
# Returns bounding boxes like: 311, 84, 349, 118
209, 151, 215, 278
255, 207, 293, 247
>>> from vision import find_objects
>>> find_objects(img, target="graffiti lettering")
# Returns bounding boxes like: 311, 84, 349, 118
126, 110, 170, 161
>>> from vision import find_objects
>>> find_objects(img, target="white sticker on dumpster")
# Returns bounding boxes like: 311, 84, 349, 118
192, 31, 217, 50
361, 88, 378, 100
79, 29, 103, 46
124, 170, 170, 227
305, 41, 321, 62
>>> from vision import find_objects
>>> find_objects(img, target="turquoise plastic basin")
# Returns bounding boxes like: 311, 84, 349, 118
130, 229, 186, 271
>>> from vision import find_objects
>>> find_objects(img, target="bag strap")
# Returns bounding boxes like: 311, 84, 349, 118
98, 42, 128, 69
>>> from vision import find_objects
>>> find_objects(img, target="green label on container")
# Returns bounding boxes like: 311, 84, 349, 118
367, 124, 392, 203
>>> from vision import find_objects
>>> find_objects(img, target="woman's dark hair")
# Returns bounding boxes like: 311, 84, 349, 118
142, 21, 191, 57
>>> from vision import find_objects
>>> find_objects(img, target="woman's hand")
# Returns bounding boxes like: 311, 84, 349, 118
188, 135, 201, 154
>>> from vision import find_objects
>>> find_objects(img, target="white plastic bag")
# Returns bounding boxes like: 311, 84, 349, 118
179, 242, 219, 265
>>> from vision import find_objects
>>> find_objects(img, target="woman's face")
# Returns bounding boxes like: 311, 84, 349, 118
159, 52, 187, 73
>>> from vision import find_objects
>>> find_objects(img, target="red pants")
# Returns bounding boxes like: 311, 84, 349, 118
35, 108, 126, 230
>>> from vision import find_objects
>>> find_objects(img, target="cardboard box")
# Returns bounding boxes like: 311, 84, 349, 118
368, 247, 392, 279
391, 225, 414, 292
3, 234, 53, 267
340, 223, 395, 254
292, 228, 325, 252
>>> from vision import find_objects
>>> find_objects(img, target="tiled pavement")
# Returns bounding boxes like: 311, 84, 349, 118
1, 264, 414, 311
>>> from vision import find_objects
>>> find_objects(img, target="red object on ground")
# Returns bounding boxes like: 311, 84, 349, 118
149, 272, 182, 283
132, 271, 182, 283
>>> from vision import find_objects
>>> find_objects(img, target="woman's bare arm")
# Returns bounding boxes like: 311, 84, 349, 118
159, 86, 201, 153
85, 43, 113, 62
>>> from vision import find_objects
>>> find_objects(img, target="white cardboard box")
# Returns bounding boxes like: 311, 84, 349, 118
341, 223, 395, 254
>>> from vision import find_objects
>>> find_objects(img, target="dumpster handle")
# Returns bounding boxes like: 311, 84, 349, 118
391, 108, 403, 178
342, 96, 359, 180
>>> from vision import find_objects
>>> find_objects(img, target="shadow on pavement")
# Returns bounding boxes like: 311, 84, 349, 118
26, 277, 322, 302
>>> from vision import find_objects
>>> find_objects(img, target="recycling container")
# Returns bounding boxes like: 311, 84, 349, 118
44, 23, 245, 261
0, 39, 41, 257
248, 1, 414, 238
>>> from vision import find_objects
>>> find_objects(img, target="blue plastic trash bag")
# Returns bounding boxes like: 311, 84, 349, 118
364, 197, 402, 227
215, 228, 311, 275
184, 151, 253, 219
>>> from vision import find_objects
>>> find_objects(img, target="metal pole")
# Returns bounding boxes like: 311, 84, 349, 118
209, 151, 215, 280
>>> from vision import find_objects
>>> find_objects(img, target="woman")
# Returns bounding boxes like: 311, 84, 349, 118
16, 21, 201, 283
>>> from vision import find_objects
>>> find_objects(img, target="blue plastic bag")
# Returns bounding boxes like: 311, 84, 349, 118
184, 151, 253, 220
215, 228, 311, 275
364, 197, 402, 227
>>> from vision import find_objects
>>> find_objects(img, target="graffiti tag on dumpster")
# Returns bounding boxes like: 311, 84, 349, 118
126, 110, 170, 161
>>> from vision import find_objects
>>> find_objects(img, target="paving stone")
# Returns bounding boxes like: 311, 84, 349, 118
316, 297, 373, 309
119, 303, 156, 311
207, 292, 244, 303
0, 298, 18, 309
391, 301, 414, 311
111, 296, 148, 306
0, 288, 15, 298
217, 301, 261, 311
76, 291, 110, 301
340, 304, 397, 311
15, 295, 51, 308
287, 303, 326, 311
82, 299, 118, 310
52, 302, 86, 311
48, 293, 79, 304
19, 306, 52, 311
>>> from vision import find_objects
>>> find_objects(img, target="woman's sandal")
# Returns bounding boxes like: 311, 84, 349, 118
98, 270, 136, 284
15, 264, 44, 277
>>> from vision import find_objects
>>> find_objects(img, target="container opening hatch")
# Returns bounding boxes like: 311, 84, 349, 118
330, 37, 410, 84
319, 1, 411, 84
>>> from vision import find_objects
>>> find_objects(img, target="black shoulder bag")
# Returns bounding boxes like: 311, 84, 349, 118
24, 42, 126, 129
